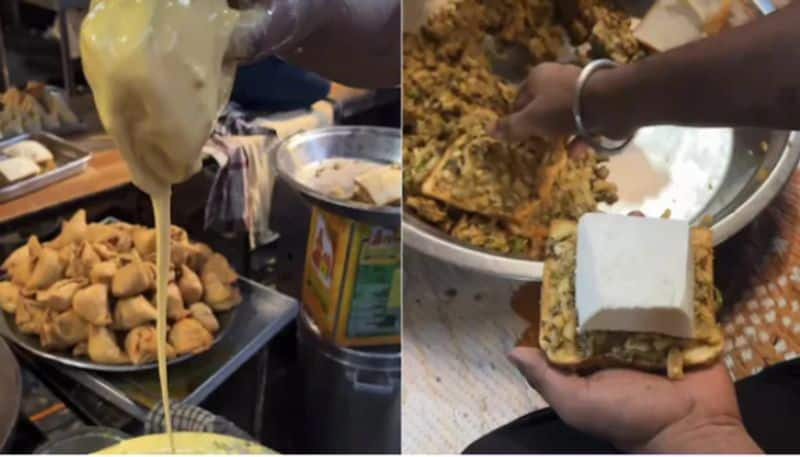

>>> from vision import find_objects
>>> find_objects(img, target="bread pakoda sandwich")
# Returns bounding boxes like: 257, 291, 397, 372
530, 213, 724, 379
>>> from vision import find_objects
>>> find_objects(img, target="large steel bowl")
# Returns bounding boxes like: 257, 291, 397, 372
273, 126, 401, 227
404, 129, 800, 281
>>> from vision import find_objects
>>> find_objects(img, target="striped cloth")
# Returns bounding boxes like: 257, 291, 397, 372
203, 104, 279, 247
145, 402, 253, 441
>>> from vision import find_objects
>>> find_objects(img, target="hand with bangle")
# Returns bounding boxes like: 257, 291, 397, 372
487, 61, 634, 149
488, 1, 800, 148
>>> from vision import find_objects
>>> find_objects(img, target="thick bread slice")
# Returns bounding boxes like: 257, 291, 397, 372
538, 219, 723, 378
421, 131, 547, 219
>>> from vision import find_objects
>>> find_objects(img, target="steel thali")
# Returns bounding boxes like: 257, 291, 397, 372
0, 297, 237, 373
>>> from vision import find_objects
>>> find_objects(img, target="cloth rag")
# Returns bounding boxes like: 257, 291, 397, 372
203, 104, 279, 248
145, 402, 253, 442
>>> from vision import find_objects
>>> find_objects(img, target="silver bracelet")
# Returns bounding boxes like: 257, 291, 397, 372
572, 59, 633, 152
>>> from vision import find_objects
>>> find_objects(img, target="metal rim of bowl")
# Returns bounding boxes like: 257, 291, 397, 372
0, 305, 238, 373
403, 131, 800, 281
271, 126, 401, 223
0, 337, 21, 451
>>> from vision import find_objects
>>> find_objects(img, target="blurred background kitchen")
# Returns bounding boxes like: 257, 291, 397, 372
0, 1, 400, 453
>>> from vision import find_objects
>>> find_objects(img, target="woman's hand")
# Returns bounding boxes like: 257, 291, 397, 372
509, 347, 762, 453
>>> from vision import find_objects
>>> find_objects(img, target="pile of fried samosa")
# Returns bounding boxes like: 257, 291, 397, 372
0, 210, 240, 365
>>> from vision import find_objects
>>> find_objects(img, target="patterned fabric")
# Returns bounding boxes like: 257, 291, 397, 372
145, 402, 252, 441
718, 168, 800, 380
204, 104, 279, 247
205, 137, 251, 236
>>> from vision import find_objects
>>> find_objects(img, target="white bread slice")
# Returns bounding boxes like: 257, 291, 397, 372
354, 165, 402, 206
538, 219, 723, 379
0, 157, 41, 185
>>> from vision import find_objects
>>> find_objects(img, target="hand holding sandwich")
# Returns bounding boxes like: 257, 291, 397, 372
509, 348, 761, 453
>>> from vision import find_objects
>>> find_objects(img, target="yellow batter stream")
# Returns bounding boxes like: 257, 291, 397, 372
80, 0, 240, 452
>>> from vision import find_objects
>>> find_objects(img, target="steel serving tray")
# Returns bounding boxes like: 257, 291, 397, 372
0, 216, 234, 372
0, 132, 91, 203
46, 277, 298, 421
0, 303, 237, 373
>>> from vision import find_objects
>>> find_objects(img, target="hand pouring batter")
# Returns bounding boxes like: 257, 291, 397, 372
80, 0, 240, 452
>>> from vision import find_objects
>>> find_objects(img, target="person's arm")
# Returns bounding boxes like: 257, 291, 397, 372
228, 0, 400, 89
491, 2, 800, 141
508, 347, 762, 453
279, 1, 400, 89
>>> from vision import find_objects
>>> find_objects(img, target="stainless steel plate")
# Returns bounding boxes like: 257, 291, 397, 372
0, 299, 238, 373
273, 126, 401, 227
404, 128, 800, 281
0, 132, 91, 203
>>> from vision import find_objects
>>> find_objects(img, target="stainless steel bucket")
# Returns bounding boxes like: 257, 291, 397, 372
295, 312, 400, 453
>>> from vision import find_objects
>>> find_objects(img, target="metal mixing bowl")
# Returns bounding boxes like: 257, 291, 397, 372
404, 129, 800, 281
272, 126, 401, 227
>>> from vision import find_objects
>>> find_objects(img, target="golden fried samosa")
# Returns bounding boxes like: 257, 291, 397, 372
86, 223, 117, 243
88, 326, 129, 364
201, 254, 240, 311
36, 278, 86, 312
202, 254, 237, 283
113, 295, 158, 330
15, 300, 48, 335
132, 227, 156, 257
40, 323, 70, 350
169, 318, 214, 355
72, 284, 112, 326
142, 261, 175, 283
189, 303, 219, 333
86, 225, 133, 258
53, 309, 90, 344
92, 242, 117, 261
111, 252, 153, 297
40, 310, 89, 349
25, 237, 63, 290
167, 283, 188, 320
2, 244, 31, 286
0, 281, 20, 313
125, 325, 177, 365
170, 226, 189, 244
90, 260, 118, 285
186, 242, 214, 272
64, 242, 102, 279
170, 242, 194, 266
48, 210, 87, 249
204, 281, 242, 312
178, 264, 203, 304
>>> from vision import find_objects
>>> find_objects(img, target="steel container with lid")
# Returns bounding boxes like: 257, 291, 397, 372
295, 311, 400, 453
273, 126, 401, 347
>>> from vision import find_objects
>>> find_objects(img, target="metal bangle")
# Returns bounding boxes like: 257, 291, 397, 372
572, 58, 633, 152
